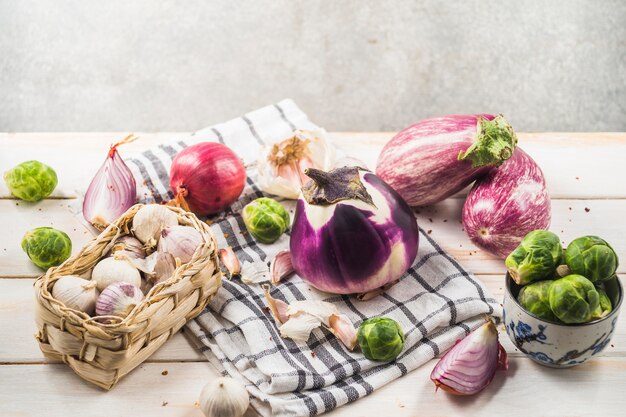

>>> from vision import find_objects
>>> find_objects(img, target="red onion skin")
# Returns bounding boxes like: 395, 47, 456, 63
83, 142, 137, 228
376, 115, 495, 207
463, 148, 550, 258
431, 321, 508, 395
170, 143, 246, 215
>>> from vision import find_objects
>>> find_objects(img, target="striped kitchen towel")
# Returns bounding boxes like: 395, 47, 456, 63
125, 99, 502, 417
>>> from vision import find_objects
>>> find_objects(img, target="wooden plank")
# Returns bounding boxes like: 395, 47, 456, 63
0, 362, 259, 417
2, 132, 626, 199
2, 276, 623, 363
1, 358, 624, 417
2, 198, 625, 277
0, 278, 204, 363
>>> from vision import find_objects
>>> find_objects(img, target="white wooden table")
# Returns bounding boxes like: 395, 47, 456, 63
1, 132, 625, 417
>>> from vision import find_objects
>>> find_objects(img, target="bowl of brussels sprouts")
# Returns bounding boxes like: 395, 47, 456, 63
503, 231, 622, 368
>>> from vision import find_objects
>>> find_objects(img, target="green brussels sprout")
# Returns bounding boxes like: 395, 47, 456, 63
21, 227, 72, 270
505, 230, 562, 285
4, 161, 58, 202
357, 317, 404, 362
548, 275, 600, 324
242, 197, 290, 244
517, 280, 558, 322
564, 236, 619, 284
591, 288, 613, 320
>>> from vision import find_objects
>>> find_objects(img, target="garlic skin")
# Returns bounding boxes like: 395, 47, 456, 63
157, 225, 203, 264
132, 204, 178, 246
95, 281, 144, 318
91, 257, 141, 291
199, 377, 249, 417
257, 129, 336, 199
109, 235, 146, 259
51, 275, 99, 315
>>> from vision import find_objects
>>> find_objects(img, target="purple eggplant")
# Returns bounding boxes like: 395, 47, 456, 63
463, 148, 551, 258
290, 166, 419, 294
376, 114, 518, 206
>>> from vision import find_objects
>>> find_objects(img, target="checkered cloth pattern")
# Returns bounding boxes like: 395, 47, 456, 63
125, 99, 502, 417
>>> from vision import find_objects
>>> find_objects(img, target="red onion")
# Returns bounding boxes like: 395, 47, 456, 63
83, 134, 138, 229
169, 142, 246, 215
431, 320, 507, 395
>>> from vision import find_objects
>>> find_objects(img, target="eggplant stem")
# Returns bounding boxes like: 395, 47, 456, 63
458, 114, 517, 168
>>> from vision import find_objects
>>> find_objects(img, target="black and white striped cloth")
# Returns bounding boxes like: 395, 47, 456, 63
125, 99, 502, 417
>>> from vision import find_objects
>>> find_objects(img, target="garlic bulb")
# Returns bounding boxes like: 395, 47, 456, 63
132, 204, 178, 246
91, 257, 141, 291
95, 281, 144, 318
199, 377, 249, 417
257, 129, 336, 199
157, 225, 203, 264
109, 235, 146, 259
51, 275, 99, 315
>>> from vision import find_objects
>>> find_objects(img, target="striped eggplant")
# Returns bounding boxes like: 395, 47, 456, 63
463, 147, 551, 258
290, 166, 419, 294
376, 114, 518, 206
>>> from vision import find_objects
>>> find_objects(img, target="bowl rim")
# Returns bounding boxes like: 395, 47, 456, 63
505, 273, 623, 327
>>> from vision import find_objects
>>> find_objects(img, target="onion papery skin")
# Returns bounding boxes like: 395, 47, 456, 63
290, 171, 419, 294
83, 144, 136, 228
376, 114, 506, 207
463, 148, 550, 258
430, 321, 507, 395
169, 142, 246, 215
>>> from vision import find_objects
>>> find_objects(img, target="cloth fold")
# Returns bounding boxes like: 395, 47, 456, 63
125, 99, 502, 417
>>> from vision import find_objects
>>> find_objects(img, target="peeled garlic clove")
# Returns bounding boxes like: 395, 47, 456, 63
95, 281, 144, 319
91, 257, 142, 291
199, 377, 249, 417
157, 225, 203, 264
51, 275, 99, 315
329, 314, 358, 350
257, 129, 336, 199
270, 250, 294, 284
219, 247, 241, 277
132, 204, 178, 246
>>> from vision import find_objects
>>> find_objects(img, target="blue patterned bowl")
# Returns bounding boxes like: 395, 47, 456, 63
503, 274, 622, 368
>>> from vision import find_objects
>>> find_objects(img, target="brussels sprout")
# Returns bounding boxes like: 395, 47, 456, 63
21, 227, 72, 270
505, 230, 562, 285
517, 280, 558, 322
357, 317, 404, 361
242, 197, 290, 244
591, 288, 613, 320
564, 236, 618, 284
4, 161, 58, 202
548, 275, 600, 324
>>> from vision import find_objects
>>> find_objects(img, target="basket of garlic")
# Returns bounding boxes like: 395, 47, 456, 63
34, 204, 221, 390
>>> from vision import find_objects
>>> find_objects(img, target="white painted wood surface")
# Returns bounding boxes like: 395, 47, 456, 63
1, 132, 625, 417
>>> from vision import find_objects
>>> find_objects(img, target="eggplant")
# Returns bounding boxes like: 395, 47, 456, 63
290, 166, 419, 295
376, 114, 517, 206
463, 148, 551, 258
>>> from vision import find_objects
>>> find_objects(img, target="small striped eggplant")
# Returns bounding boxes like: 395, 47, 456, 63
290, 166, 419, 295
463, 148, 550, 258
376, 114, 517, 207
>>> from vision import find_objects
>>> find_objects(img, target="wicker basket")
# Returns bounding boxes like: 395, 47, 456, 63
34, 204, 222, 390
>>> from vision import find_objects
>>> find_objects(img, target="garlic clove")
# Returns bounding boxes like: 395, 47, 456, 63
199, 377, 249, 417
329, 314, 358, 350
132, 204, 179, 246
262, 285, 290, 324
153, 251, 177, 284
51, 275, 99, 315
270, 250, 294, 284
218, 247, 241, 277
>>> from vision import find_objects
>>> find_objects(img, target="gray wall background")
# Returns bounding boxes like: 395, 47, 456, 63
1, 0, 625, 132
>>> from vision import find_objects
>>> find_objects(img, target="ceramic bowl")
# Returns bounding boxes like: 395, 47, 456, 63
503, 274, 622, 368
